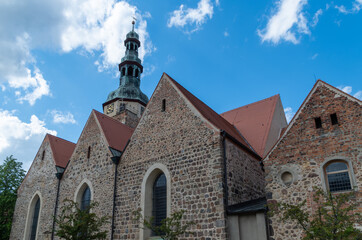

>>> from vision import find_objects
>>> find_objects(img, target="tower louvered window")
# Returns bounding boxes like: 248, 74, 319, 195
152, 173, 166, 233
30, 198, 40, 240
81, 187, 91, 211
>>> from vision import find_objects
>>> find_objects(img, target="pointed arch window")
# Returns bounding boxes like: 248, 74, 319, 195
127, 66, 133, 76
135, 69, 139, 78
152, 173, 167, 230
80, 186, 91, 211
29, 198, 40, 240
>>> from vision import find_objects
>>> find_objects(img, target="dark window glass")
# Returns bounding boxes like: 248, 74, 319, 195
81, 187, 91, 211
326, 162, 351, 192
330, 113, 338, 125
127, 66, 133, 76
30, 198, 40, 240
135, 69, 139, 78
162, 99, 166, 112
152, 173, 166, 234
87, 146, 91, 159
121, 68, 126, 76
314, 117, 322, 129
41, 150, 45, 160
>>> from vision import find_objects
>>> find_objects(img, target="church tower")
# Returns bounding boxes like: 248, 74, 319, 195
102, 21, 149, 128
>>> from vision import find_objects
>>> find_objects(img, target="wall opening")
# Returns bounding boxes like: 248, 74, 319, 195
330, 113, 338, 125
314, 117, 322, 129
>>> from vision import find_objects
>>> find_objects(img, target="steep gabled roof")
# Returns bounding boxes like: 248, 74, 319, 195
264, 79, 362, 160
221, 95, 280, 157
47, 134, 76, 168
164, 73, 258, 157
93, 110, 134, 152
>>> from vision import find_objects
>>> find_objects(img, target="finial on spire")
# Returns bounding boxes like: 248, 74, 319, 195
132, 17, 136, 31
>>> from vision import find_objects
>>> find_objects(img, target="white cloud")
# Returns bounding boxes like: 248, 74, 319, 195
337, 85, 362, 100
312, 9, 323, 27
335, 0, 362, 14
167, 0, 214, 33
284, 107, 295, 123
0, 109, 56, 170
224, 31, 229, 37
51, 110, 77, 124
0, 0, 154, 104
258, 0, 310, 44
311, 53, 318, 59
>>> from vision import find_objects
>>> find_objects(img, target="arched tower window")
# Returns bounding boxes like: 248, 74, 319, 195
81, 186, 91, 211
127, 66, 133, 76
152, 173, 167, 230
121, 67, 126, 76
30, 198, 40, 240
130, 43, 134, 50
324, 161, 352, 192
135, 69, 139, 78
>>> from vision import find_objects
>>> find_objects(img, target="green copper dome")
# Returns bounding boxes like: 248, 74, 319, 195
106, 21, 148, 105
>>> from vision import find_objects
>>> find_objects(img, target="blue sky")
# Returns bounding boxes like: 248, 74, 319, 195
0, 0, 361, 170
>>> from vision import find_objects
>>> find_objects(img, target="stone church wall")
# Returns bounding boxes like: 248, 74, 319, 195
264, 85, 362, 240
10, 140, 58, 240
56, 114, 115, 239
225, 139, 265, 206
113, 78, 228, 239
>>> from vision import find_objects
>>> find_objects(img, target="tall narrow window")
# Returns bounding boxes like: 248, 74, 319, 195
330, 113, 338, 125
30, 198, 40, 240
314, 117, 322, 129
135, 69, 139, 78
121, 68, 126, 76
161, 99, 166, 112
325, 161, 352, 192
41, 150, 45, 160
81, 187, 91, 211
87, 146, 91, 159
127, 66, 133, 76
152, 173, 166, 232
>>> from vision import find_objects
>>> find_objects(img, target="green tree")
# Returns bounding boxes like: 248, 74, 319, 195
133, 209, 195, 240
55, 199, 110, 240
0, 155, 26, 240
270, 188, 362, 240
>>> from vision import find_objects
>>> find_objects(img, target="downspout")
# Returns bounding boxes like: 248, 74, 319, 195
51, 168, 64, 240
110, 155, 120, 240
221, 130, 229, 212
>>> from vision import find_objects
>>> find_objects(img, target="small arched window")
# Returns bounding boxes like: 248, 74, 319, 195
81, 186, 91, 211
325, 161, 352, 192
130, 43, 134, 50
135, 69, 139, 78
121, 68, 126, 76
30, 198, 40, 240
152, 173, 167, 231
127, 66, 133, 76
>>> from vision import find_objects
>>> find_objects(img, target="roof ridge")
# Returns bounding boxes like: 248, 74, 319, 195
92, 109, 135, 131
46, 133, 76, 145
317, 79, 362, 103
222, 94, 280, 116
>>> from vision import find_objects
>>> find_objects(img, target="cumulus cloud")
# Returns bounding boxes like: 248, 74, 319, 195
258, 0, 309, 44
338, 85, 362, 100
51, 110, 77, 124
167, 0, 214, 33
0, 109, 56, 170
284, 107, 295, 123
0, 0, 153, 104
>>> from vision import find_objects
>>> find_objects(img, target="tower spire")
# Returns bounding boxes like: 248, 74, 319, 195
102, 22, 148, 127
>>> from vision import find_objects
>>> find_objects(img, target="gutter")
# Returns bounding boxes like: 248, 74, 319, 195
110, 140, 130, 240
221, 131, 229, 213
51, 167, 64, 240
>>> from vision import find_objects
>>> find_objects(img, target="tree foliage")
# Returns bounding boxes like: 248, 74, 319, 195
269, 188, 362, 240
55, 199, 110, 240
133, 208, 195, 240
0, 155, 26, 240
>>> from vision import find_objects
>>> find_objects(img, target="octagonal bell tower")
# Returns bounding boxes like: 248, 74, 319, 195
103, 21, 149, 128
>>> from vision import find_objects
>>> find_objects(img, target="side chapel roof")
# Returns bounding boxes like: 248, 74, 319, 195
221, 95, 281, 157
93, 110, 134, 152
164, 73, 258, 158
47, 134, 76, 168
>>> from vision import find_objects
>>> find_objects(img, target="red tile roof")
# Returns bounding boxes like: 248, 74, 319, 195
93, 110, 134, 152
164, 73, 257, 157
221, 95, 279, 157
47, 134, 76, 168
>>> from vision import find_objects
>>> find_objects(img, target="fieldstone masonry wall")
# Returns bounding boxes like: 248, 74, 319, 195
264, 84, 362, 240
225, 139, 265, 206
10, 140, 58, 240
56, 113, 115, 239
113, 77, 228, 239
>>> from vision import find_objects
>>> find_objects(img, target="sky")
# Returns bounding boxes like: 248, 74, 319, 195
0, 0, 361, 171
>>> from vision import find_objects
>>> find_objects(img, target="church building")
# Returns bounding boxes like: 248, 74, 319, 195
10, 22, 361, 240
